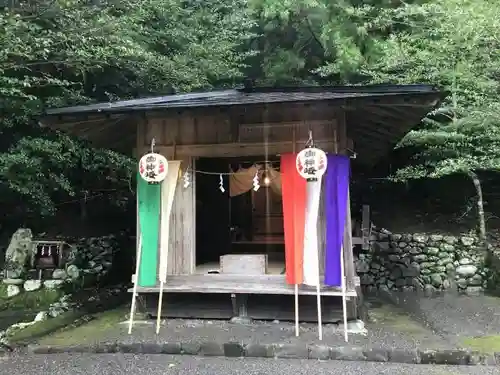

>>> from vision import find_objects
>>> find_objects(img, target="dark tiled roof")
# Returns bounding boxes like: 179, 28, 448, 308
41, 84, 447, 166
45, 84, 441, 115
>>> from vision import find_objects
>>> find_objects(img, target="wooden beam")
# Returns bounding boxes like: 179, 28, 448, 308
151, 140, 338, 158
352, 237, 363, 245
350, 121, 397, 138
336, 109, 348, 154
42, 113, 127, 129
128, 274, 358, 297
240, 120, 333, 129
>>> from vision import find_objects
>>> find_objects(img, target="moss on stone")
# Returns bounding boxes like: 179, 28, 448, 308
460, 335, 500, 354
36, 307, 130, 346
8, 311, 82, 343
0, 288, 62, 311
0, 283, 7, 299
0, 286, 62, 311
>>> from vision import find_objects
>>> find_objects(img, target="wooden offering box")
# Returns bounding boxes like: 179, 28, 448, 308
220, 254, 268, 275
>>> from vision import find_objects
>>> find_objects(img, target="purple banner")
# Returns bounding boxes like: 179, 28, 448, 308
324, 154, 350, 286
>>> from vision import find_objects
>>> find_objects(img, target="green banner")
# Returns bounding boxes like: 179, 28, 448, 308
137, 173, 161, 286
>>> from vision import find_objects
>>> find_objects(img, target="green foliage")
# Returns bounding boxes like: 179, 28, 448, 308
253, 0, 500, 182
395, 106, 500, 181
0, 135, 135, 217
373, 0, 500, 180
1, 0, 500, 231
248, 0, 423, 84
0, 0, 255, 226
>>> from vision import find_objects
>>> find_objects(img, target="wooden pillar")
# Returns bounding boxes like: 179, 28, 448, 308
344, 190, 355, 290
134, 118, 197, 280
136, 113, 192, 286
167, 157, 196, 275
134, 116, 146, 284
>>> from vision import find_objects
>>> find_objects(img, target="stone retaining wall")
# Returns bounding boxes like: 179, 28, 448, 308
356, 229, 490, 295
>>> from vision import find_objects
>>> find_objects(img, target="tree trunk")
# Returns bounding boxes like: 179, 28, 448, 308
467, 171, 487, 247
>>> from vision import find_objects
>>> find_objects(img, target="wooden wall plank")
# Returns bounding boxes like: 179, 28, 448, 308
144, 111, 338, 148
154, 140, 337, 158
195, 114, 214, 143
136, 116, 146, 153
178, 113, 195, 145
145, 116, 165, 146
166, 157, 196, 275
135, 116, 146, 273
162, 114, 178, 146
216, 109, 232, 143
336, 109, 348, 151
238, 120, 334, 143
139, 118, 197, 276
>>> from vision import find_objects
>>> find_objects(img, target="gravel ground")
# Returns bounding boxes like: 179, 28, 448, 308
405, 294, 500, 338
25, 294, 500, 359
0, 354, 497, 375
96, 310, 450, 351
35, 299, 452, 351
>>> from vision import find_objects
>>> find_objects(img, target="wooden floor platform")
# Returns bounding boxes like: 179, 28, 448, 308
129, 273, 357, 297
138, 293, 353, 322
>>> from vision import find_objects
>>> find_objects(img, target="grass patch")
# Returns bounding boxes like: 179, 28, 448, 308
0, 284, 62, 311
368, 304, 430, 335
37, 306, 129, 346
460, 335, 500, 354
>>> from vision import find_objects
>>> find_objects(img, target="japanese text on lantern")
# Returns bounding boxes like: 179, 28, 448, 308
138, 152, 168, 183
296, 147, 327, 180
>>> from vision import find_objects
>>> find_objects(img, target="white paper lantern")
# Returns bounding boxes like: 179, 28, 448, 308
296, 147, 328, 180
139, 153, 168, 183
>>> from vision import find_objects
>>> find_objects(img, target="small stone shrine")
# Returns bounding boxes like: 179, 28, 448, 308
1, 228, 118, 296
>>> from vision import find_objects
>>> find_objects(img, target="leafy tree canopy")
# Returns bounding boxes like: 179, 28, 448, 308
1, 0, 500, 238
0, 0, 255, 225
252, 0, 500, 181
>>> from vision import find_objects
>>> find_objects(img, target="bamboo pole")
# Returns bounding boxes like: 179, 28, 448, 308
128, 235, 142, 335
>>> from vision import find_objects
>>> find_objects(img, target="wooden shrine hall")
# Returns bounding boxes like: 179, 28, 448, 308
41, 84, 445, 322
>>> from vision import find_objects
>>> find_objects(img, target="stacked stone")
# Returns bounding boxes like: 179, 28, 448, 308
355, 229, 488, 295
69, 234, 120, 279
2, 229, 122, 295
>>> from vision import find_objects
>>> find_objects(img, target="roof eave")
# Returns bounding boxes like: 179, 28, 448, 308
42, 89, 445, 121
